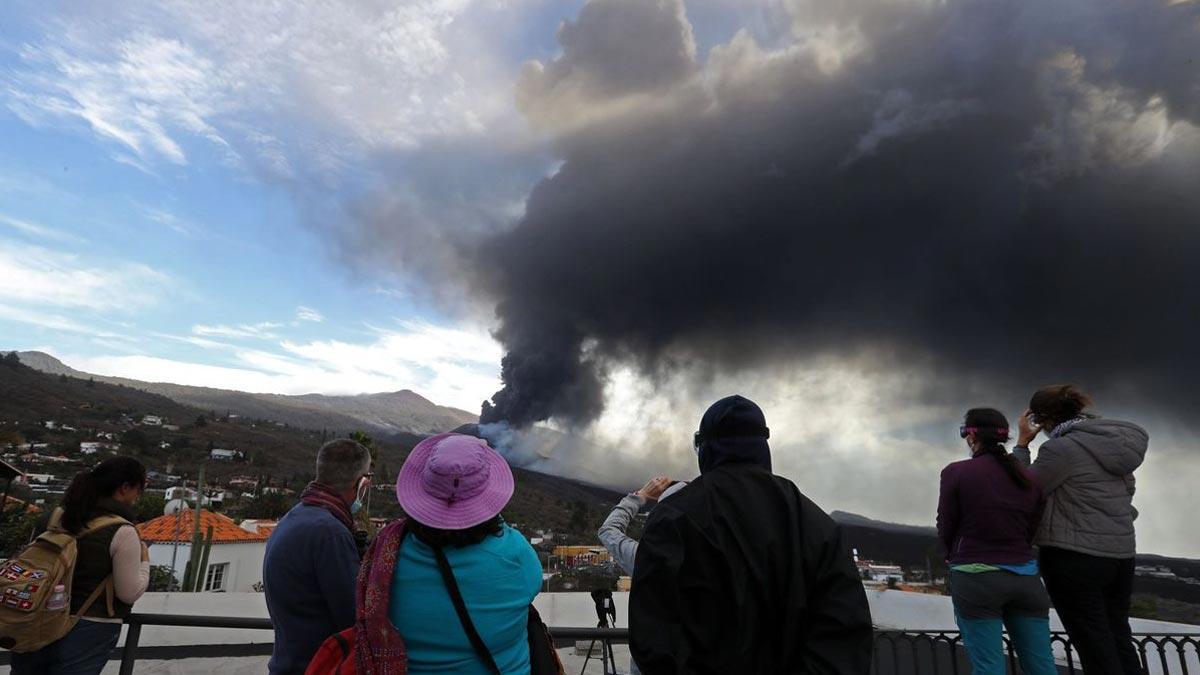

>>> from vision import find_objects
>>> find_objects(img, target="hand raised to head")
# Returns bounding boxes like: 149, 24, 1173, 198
635, 475, 673, 501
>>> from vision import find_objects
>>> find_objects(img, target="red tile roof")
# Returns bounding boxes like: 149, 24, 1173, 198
1, 496, 40, 514
138, 509, 270, 544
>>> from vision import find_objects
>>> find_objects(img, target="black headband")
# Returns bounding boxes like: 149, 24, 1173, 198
694, 422, 770, 445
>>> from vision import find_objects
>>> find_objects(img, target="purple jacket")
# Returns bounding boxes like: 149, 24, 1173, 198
937, 453, 1046, 565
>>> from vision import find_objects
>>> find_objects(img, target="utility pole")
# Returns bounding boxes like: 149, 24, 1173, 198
182, 465, 206, 592
167, 477, 186, 588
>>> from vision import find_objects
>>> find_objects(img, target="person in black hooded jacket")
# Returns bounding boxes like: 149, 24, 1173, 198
629, 395, 873, 675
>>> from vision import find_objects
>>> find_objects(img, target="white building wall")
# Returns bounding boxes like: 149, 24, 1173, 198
146, 541, 267, 592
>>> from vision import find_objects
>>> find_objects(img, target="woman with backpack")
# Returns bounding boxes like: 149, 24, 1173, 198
1014, 385, 1148, 675
344, 432, 549, 674
937, 409, 1057, 675
10, 456, 150, 675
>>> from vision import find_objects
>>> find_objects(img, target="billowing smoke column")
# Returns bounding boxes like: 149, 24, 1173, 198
480, 0, 1200, 428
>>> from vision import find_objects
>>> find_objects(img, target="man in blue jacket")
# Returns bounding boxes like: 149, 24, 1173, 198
263, 438, 372, 675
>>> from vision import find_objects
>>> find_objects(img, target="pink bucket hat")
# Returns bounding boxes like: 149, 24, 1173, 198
396, 432, 515, 530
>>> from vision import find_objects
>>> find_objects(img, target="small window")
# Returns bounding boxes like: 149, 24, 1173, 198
204, 562, 229, 592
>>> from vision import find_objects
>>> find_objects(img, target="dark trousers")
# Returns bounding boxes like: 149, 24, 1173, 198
1039, 546, 1142, 675
9, 618, 120, 675
949, 570, 1057, 675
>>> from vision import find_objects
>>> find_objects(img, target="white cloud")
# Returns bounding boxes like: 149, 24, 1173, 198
0, 303, 113, 336
64, 320, 501, 412
0, 213, 87, 245
4, 1, 530, 177
373, 286, 407, 300
152, 332, 236, 351
192, 322, 282, 340
141, 207, 202, 238
295, 306, 324, 322
9, 35, 232, 166
0, 239, 169, 311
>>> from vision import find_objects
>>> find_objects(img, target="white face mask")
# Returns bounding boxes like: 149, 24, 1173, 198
350, 477, 369, 514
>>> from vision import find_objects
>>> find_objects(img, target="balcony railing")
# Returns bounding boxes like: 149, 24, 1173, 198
0, 613, 1195, 674
872, 629, 1200, 674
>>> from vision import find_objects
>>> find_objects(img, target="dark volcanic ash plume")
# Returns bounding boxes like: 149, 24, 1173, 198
477, 0, 1200, 428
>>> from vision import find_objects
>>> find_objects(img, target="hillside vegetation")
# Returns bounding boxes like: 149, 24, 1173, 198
0, 356, 623, 544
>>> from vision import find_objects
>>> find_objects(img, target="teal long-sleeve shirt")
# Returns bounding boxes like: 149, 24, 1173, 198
389, 524, 542, 674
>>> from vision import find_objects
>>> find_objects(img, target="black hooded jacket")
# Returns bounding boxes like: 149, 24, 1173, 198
629, 416, 873, 673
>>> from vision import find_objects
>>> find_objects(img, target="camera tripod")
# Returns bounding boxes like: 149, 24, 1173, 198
580, 590, 619, 675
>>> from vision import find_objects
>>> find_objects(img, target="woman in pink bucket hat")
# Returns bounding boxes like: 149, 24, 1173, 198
357, 432, 544, 674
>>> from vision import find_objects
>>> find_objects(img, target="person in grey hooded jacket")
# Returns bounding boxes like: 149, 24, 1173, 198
597, 475, 687, 675
597, 475, 687, 575
1013, 385, 1148, 675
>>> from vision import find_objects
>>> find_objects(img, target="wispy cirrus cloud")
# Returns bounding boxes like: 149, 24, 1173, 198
295, 306, 324, 323
191, 322, 283, 340
0, 238, 169, 311
7, 34, 234, 167
0, 213, 87, 245
3, 0, 530, 180
0, 303, 111, 336
140, 206, 203, 238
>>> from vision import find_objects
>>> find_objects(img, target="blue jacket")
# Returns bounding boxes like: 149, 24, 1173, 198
263, 503, 361, 675
389, 524, 542, 674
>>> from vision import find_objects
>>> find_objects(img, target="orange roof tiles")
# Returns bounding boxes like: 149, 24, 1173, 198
2, 496, 41, 514
138, 509, 271, 544
240, 519, 278, 536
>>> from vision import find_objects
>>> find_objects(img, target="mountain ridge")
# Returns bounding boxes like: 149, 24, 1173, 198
17, 350, 477, 436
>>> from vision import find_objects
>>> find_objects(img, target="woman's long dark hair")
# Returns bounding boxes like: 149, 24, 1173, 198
61, 456, 146, 533
409, 515, 503, 549
965, 408, 1030, 490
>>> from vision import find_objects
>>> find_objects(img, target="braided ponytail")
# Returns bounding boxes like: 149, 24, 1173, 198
964, 408, 1030, 490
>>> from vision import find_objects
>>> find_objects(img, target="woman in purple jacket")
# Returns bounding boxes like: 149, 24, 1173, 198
937, 408, 1056, 675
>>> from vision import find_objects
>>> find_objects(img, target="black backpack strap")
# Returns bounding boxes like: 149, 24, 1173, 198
432, 544, 501, 675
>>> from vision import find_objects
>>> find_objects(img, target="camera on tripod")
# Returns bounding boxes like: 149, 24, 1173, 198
591, 588, 616, 627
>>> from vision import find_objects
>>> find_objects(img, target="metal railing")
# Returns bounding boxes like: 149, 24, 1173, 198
115, 613, 632, 674
18, 613, 1187, 675
872, 629, 1200, 674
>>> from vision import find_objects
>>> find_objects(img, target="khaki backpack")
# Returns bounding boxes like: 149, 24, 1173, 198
0, 509, 129, 652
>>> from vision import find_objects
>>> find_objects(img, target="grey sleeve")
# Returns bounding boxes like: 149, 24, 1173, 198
1012, 444, 1032, 467
1015, 441, 1073, 493
597, 495, 645, 575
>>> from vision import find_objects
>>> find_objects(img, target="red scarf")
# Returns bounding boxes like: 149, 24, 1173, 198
355, 519, 410, 673
300, 481, 355, 533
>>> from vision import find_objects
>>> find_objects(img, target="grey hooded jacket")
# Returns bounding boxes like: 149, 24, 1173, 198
1013, 418, 1148, 558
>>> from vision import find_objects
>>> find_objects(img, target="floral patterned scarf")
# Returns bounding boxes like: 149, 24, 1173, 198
354, 518, 410, 674
1049, 415, 1091, 439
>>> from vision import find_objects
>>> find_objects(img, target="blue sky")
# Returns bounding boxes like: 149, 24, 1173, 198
0, 0, 601, 410
0, 0, 768, 411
